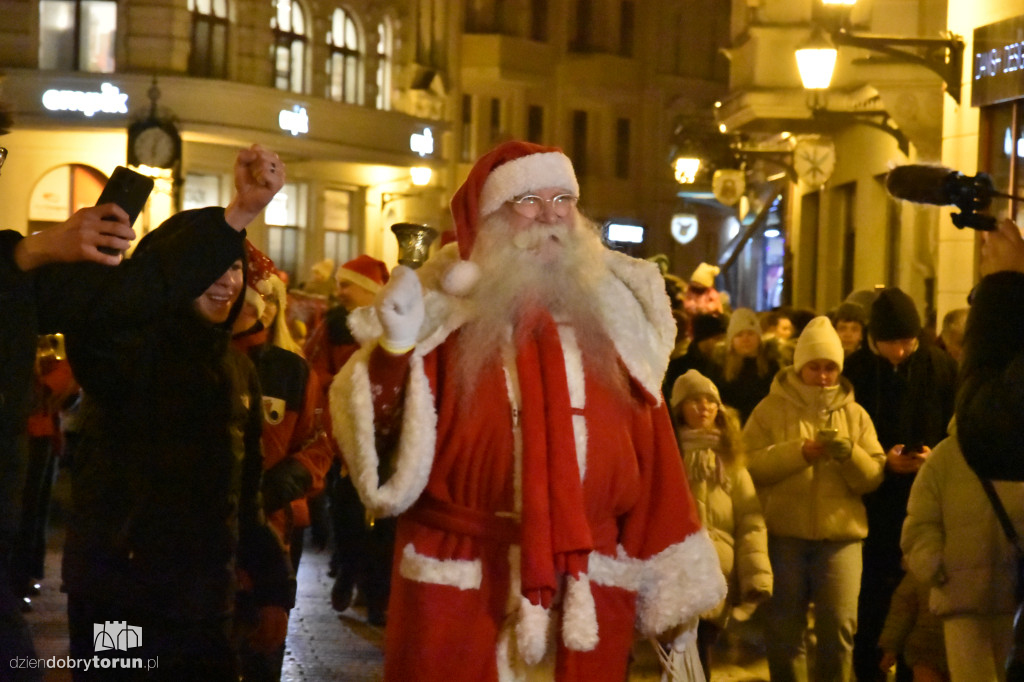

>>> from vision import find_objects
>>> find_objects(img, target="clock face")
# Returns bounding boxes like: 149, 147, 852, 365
133, 125, 177, 168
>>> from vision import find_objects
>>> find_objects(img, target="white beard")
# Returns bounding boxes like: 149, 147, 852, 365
453, 210, 624, 397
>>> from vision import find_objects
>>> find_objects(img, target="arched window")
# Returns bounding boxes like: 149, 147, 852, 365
271, 0, 307, 93
326, 8, 362, 104
188, 0, 230, 78
39, 0, 117, 72
375, 17, 393, 110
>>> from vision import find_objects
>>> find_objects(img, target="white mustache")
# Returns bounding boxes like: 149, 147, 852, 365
512, 225, 568, 251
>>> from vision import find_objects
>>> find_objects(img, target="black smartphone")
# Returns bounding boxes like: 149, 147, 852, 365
95, 166, 154, 255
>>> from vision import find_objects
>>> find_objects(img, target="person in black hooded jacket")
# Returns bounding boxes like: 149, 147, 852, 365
0, 153, 135, 680
31, 146, 293, 680
843, 287, 958, 682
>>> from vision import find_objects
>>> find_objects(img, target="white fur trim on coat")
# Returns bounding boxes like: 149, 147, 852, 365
328, 345, 437, 517
562, 573, 599, 652
635, 529, 727, 638
479, 151, 579, 218
516, 596, 551, 666
398, 542, 482, 590
596, 250, 676, 403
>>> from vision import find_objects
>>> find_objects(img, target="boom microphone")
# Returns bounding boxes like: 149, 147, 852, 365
885, 164, 999, 230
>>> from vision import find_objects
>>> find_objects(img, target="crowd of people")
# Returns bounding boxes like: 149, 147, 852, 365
1, 137, 1024, 682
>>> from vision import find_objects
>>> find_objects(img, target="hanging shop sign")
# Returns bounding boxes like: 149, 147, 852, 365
973, 16, 1024, 107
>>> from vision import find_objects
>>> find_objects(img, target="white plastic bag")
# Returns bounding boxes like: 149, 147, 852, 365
650, 635, 706, 682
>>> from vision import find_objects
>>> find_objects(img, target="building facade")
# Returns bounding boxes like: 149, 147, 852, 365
0, 0, 451, 282
0, 0, 733, 288
714, 0, 958, 319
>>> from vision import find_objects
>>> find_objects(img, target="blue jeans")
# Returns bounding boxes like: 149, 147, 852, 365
765, 535, 862, 682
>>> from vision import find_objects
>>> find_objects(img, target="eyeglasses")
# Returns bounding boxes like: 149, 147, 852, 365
508, 193, 578, 219
0, 148, 7, 175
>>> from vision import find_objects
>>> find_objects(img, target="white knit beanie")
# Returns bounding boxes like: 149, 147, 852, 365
726, 308, 761, 348
793, 316, 845, 371
670, 369, 722, 409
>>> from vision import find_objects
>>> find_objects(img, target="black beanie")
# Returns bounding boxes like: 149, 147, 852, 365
692, 313, 727, 343
870, 288, 921, 341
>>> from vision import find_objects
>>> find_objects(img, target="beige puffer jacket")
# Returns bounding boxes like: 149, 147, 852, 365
678, 429, 773, 624
742, 368, 885, 541
902, 430, 1024, 617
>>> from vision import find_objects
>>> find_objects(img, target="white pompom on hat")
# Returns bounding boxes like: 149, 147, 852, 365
793, 316, 845, 371
689, 262, 721, 289
671, 369, 722, 409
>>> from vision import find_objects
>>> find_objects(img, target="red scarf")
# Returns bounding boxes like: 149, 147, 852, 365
515, 308, 594, 608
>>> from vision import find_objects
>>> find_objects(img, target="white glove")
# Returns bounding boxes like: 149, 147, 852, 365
376, 265, 424, 354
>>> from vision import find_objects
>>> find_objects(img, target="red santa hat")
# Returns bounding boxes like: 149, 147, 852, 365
336, 254, 390, 293
244, 241, 278, 317
450, 140, 579, 261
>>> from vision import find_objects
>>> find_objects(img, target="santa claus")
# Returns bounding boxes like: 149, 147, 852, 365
329, 140, 724, 681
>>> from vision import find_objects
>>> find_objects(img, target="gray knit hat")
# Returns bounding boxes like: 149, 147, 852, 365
671, 369, 722, 409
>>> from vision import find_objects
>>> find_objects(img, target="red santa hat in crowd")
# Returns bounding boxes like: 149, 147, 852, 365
336, 254, 390, 293
243, 240, 278, 318
442, 140, 579, 297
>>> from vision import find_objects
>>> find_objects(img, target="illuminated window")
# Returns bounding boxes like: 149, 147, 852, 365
326, 8, 361, 104
39, 0, 117, 72
265, 182, 308, 279
271, 0, 307, 93
375, 18, 392, 110
188, 0, 230, 78
322, 189, 355, 267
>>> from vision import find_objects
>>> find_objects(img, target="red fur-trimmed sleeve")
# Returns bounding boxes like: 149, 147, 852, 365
328, 342, 438, 517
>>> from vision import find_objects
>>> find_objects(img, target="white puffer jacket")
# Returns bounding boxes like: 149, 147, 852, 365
742, 368, 885, 541
901, 430, 1024, 617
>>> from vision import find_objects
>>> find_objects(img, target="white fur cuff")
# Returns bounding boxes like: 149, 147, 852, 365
636, 530, 727, 637
516, 596, 551, 666
562, 573, 599, 652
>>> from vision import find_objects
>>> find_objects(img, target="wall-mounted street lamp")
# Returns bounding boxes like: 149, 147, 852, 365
796, 0, 965, 103
673, 156, 701, 184
795, 26, 839, 89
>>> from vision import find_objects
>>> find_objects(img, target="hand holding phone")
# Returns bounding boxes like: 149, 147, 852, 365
95, 167, 154, 256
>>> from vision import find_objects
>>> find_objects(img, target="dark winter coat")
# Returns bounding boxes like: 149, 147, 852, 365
956, 270, 1024, 481
717, 355, 779, 425
32, 208, 293, 623
662, 343, 722, 404
0, 231, 43, 549
842, 338, 957, 572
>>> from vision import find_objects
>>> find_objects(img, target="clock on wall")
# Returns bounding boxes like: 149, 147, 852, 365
128, 119, 180, 169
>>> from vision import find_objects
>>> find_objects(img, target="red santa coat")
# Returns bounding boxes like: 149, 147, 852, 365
330, 245, 725, 681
